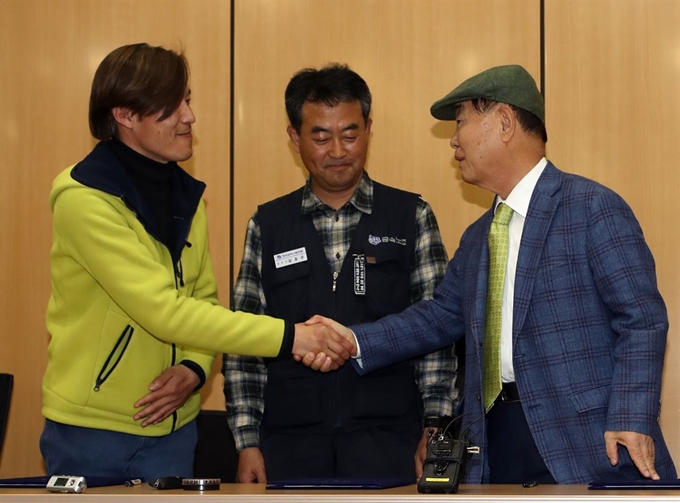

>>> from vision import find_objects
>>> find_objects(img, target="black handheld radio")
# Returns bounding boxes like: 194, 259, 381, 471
417, 416, 480, 494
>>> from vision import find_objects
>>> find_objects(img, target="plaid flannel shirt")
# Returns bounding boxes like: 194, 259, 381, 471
223, 174, 457, 451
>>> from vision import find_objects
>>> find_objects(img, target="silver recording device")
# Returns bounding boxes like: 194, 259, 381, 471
45, 475, 87, 493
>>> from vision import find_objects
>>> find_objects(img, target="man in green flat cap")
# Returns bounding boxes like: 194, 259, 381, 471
307, 64, 676, 484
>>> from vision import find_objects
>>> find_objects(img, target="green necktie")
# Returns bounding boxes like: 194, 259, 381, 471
483, 203, 514, 412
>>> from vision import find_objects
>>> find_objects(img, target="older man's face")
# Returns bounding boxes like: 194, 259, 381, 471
449, 100, 504, 192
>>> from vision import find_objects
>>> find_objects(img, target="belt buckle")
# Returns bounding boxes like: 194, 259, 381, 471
501, 383, 520, 403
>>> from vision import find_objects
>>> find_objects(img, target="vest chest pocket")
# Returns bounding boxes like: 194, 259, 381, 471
268, 259, 311, 286
263, 260, 312, 319
364, 248, 412, 319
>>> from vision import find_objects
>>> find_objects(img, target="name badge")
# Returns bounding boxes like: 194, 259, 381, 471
354, 254, 366, 295
274, 247, 308, 269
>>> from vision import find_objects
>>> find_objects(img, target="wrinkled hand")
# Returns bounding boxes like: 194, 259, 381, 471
415, 429, 432, 480
134, 365, 199, 427
237, 447, 268, 483
605, 430, 659, 480
292, 319, 356, 372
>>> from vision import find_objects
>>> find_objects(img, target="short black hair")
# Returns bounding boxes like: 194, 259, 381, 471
285, 63, 371, 133
89, 43, 189, 140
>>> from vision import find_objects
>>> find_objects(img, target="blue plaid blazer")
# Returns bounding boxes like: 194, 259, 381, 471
352, 162, 676, 483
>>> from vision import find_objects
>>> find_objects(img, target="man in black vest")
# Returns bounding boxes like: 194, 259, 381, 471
223, 64, 456, 482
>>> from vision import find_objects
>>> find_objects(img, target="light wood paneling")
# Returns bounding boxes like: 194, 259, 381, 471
545, 0, 680, 463
232, 0, 541, 270
0, 0, 230, 477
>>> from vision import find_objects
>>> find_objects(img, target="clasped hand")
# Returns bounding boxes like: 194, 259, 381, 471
292, 315, 356, 371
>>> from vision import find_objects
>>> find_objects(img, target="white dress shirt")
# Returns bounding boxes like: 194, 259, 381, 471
494, 157, 548, 382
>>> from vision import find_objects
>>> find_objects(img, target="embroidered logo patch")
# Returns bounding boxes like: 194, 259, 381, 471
368, 235, 406, 246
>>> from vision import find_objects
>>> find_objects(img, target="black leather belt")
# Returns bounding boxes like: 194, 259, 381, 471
500, 382, 520, 402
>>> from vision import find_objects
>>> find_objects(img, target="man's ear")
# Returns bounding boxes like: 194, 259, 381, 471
497, 104, 516, 142
112, 107, 135, 130
287, 125, 301, 153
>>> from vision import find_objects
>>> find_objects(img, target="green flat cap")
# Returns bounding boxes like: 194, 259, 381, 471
430, 64, 544, 123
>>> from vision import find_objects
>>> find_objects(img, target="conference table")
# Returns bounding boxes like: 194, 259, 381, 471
1, 483, 680, 502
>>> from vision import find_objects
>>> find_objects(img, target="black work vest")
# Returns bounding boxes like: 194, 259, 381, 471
258, 182, 423, 433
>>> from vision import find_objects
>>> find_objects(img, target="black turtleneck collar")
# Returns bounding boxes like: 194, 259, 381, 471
109, 137, 177, 186
70, 140, 206, 263
108, 138, 176, 248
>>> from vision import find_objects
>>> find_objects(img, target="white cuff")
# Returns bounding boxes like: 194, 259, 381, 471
350, 329, 363, 368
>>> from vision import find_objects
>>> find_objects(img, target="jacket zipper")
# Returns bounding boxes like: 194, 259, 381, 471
169, 242, 190, 431
94, 325, 134, 391
171, 342, 178, 431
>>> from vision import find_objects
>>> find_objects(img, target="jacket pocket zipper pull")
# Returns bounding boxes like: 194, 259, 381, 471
93, 325, 134, 392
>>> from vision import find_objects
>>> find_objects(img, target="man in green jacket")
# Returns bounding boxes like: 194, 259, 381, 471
41, 43, 354, 482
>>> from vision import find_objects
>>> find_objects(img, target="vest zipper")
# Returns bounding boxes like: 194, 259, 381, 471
332, 271, 339, 292
94, 325, 134, 391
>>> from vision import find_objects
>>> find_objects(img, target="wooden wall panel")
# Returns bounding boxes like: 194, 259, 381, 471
545, 0, 680, 463
232, 0, 541, 271
0, 0, 230, 477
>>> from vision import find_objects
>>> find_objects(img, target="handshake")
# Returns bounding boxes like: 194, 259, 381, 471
292, 315, 357, 371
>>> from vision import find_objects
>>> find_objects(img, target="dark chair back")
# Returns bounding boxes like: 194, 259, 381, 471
193, 410, 237, 482
0, 374, 14, 461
